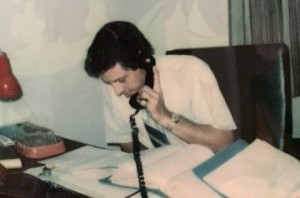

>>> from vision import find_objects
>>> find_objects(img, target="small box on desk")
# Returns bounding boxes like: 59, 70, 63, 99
0, 126, 22, 169
14, 122, 66, 159
1, 122, 66, 160
0, 146, 22, 169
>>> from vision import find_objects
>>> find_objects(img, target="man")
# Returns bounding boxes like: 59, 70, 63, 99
84, 21, 236, 153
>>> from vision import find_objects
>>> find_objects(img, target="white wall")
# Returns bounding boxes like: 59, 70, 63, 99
0, 0, 229, 147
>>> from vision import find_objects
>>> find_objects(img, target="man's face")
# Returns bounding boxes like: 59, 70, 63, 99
100, 63, 146, 97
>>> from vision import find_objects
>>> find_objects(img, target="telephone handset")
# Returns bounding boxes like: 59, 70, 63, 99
129, 56, 155, 110
128, 55, 155, 198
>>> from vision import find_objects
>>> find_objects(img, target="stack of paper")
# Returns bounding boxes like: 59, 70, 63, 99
201, 139, 300, 198
25, 139, 300, 198
109, 144, 214, 190
109, 139, 300, 197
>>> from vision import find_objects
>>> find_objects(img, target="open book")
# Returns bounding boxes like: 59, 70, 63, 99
108, 144, 214, 189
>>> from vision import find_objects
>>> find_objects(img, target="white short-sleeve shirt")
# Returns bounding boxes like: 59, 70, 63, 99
102, 55, 237, 148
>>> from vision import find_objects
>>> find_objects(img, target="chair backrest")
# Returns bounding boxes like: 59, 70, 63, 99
166, 43, 292, 150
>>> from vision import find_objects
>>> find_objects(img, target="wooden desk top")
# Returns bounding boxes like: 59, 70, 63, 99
0, 137, 89, 198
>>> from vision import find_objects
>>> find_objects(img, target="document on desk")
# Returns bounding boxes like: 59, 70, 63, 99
102, 139, 300, 198
201, 139, 300, 198
27, 140, 300, 198
25, 145, 161, 198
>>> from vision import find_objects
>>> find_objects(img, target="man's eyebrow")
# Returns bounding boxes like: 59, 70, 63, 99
102, 75, 125, 84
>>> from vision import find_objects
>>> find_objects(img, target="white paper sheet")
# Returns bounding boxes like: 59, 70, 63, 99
110, 144, 214, 192
204, 139, 300, 198
25, 146, 161, 198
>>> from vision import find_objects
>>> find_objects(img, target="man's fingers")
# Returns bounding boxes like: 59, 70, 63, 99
139, 89, 155, 100
138, 98, 148, 107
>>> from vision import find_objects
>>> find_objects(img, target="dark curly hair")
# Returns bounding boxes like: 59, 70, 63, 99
84, 21, 155, 78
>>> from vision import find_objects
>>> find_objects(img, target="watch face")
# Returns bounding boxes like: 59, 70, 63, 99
171, 113, 180, 123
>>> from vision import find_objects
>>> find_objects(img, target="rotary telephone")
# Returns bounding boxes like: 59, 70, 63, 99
128, 55, 155, 198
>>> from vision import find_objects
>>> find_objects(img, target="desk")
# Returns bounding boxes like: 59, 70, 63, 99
0, 137, 89, 198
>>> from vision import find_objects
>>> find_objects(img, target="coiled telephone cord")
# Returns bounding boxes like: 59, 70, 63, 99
130, 109, 148, 198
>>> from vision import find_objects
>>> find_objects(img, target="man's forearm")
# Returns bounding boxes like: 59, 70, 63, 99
161, 115, 234, 153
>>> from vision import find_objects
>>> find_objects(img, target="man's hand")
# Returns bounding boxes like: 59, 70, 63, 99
138, 66, 171, 126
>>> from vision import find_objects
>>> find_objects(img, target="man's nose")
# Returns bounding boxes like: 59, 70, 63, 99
111, 83, 124, 96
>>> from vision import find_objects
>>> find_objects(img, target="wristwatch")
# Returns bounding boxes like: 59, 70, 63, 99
171, 113, 181, 124
166, 112, 181, 131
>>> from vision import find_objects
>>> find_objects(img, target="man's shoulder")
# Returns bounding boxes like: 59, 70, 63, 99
155, 54, 204, 63
156, 55, 211, 74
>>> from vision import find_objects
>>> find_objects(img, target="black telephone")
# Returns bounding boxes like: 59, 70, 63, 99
129, 56, 155, 110
128, 55, 155, 198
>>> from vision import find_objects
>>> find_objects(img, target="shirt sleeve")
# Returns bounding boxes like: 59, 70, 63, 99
191, 59, 237, 130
